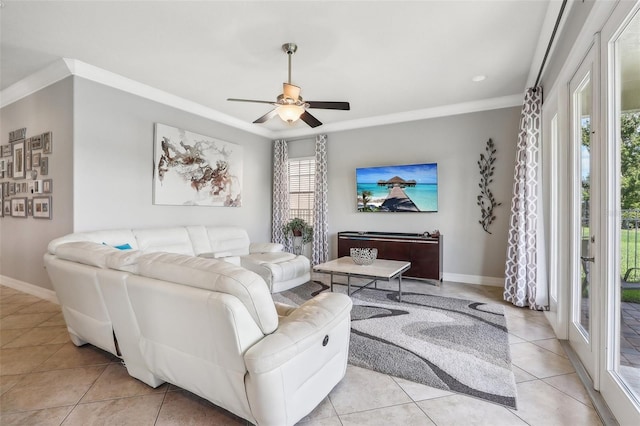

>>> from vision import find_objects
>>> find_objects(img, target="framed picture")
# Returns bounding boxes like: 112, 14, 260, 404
27, 199, 33, 216
152, 123, 243, 207
42, 132, 52, 154
41, 157, 48, 175
7, 161, 12, 178
9, 183, 15, 195
12, 140, 26, 179
31, 180, 43, 194
2, 182, 8, 196
9, 128, 26, 142
32, 152, 41, 167
43, 179, 53, 194
30, 135, 43, 150
25, 152, 32, 171
3, 200, 10, 216
33, 196, 52, 219
11, 197, 27, 218
1, 145, 11, 157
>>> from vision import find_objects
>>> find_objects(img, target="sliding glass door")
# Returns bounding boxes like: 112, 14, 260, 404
599, 3, 640, 422
569, 43, 599, 380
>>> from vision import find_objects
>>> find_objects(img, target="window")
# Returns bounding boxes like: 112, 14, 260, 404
288, 157, 315, 224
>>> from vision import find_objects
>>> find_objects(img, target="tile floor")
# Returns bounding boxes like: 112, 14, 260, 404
0, 277, 604, 425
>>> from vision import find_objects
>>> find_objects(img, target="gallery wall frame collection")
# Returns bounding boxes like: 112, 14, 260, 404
0, 128, 53, 219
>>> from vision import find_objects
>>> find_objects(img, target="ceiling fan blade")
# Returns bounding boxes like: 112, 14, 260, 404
253, 109, 278, 124
307, 101, 350, 110
283, 83, 301, 101
300, 111, 323, 128
227, 98, 274, 105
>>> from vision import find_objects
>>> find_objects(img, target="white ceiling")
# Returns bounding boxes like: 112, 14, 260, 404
0, 0, 557, 138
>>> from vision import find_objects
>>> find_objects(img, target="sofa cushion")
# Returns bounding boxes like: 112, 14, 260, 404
55, 241, 119, 268
203, 226, 251, 256
133, 227, 195, 255
48, 229, 138, 254
136, 252, 278, 334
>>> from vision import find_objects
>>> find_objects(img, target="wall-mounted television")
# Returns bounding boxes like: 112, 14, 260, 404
356, 163, 438, 212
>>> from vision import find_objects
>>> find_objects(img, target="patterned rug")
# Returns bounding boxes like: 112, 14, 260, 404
273, 281, 517, 409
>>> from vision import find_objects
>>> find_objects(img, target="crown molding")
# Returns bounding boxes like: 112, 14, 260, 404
275, 93, 523, 140
2, 58, 523, 140
0, 59, 72, 108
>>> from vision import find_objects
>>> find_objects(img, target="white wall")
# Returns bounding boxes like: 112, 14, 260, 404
73, 77, 273, 242
0, 77, 74, 290
289, 106, 521, 281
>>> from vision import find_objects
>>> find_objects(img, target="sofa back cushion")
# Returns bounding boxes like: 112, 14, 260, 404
136, 252, 277, 334
133, 227, 195, 255
203, 227, 251, 256
48, 229, 138, 254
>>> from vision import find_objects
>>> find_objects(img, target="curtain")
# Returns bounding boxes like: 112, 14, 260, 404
504, 87, 548, 310
312, 134, 329, 265
272, 139, 290, 251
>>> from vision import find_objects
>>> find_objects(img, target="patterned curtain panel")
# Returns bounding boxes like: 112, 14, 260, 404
272, 140, 290, 250
312, 135, 329, 265
504, 87, 548, 310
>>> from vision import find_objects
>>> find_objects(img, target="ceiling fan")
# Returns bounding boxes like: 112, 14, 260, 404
227, 43, 350, 128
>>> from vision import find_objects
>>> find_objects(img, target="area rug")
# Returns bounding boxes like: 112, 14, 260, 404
273, 281, 517, 409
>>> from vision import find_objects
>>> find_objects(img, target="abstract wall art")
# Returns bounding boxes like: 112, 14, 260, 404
153, 123, 243, 207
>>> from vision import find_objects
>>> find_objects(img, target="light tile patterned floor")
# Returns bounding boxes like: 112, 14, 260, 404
0, 278, 604, 425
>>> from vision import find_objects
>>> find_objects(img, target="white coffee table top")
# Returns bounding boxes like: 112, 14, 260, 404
313, 257, 410, 278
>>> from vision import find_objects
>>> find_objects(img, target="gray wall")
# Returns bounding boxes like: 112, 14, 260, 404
289, 107, 521, 280
0, 78, 74, 290
1, 74, 519, 290
72, 77, 273, 242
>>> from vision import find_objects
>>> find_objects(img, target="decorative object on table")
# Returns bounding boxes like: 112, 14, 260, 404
349, 247, 378, 265
273, 281, 517, 409
282, 217, 313, 255
33, 196, 52, 219
477, 138, 501, 234
153, 123, 243, 207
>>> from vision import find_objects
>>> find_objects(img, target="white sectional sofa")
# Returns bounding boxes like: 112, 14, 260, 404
47, 225, 310, 293
44, 233, 352, 426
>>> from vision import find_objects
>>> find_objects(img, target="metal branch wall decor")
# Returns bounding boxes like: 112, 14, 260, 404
477, 138, 501, 234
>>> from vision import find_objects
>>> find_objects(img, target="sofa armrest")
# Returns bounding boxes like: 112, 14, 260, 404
244, 292, 352, 374
249, 242, 284, 253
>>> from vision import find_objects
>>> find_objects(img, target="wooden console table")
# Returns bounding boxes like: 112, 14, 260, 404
337, 231, 442, 282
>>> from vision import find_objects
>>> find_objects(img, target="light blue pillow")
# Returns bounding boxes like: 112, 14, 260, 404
103, 242, 133, 250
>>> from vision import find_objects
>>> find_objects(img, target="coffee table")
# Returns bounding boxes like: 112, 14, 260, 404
313, 257, 411, 301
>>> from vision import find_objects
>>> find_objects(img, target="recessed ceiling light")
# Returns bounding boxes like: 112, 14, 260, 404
472, 75, 487, 82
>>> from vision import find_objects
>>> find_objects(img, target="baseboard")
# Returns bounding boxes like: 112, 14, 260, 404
0, 275, 59, 304
442, 273, 504, 287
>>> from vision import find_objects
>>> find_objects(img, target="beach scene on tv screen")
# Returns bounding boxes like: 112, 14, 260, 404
356, 163, 438, 212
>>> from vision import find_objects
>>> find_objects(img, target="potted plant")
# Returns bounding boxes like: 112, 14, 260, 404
282, 218, 313, 254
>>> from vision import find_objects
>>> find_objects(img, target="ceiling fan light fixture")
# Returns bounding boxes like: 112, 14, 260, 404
276, 104, 305, 124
